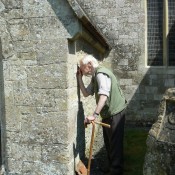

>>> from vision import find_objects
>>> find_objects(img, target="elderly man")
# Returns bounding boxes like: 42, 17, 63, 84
76, 54, 127, 175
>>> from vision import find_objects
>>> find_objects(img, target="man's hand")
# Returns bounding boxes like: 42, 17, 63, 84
84, 115, 96, 127
76, 65, 83, 78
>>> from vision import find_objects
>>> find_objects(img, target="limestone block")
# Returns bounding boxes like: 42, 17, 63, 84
2, 0, 22, 9
23, 0, 56, 18
0, 1, 5, 12
28, 17, 63, 40
5, 107, 21, 131
108, 7, 120, 17
6, 131, 21, 143
128, 16, 139, 23
10, 65, 27, 81
2, 9, 23, 19
150, 68, 167, 75
22, 161, 70, 175
13, 80, 33, 106
167, 69, 175, 74
13, 82, 67, 109
1, 60, 10, 81
27, 64, 67, 89
165, 79, 174, 87
97, 8, 108, 16
119, 78, 132, 86
125, 85, 139, 94
5, 54, 20, 66
41, 144, 70, 163
67, 57, 78, 88
14, 40, 35, 53
145, 86, 158, 94
67, 89, 78, 110
35, 39, 68, 65
17, 52, 37, 66
7, 158, 23, 174
149, 74, 158, 79
20, 112, 68, 144
9, 21, 30, 41
154, 94, 163, 101
0, 28, 14, 58
67, 109, 78, 141
135, 94, 147, 100
23, 0, 81, 39
118, 59, 128, 66
129, 32, 138, 39
124, 93, 136, 102
7, 143, 41, 162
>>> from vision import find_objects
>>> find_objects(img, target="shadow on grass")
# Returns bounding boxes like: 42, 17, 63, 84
82, 127, 149, 175
124, 127, 149, 175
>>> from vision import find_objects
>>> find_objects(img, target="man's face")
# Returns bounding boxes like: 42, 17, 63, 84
80, 62, 93, 76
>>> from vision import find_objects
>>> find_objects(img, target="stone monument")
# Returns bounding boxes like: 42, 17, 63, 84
143, 88, 175, 175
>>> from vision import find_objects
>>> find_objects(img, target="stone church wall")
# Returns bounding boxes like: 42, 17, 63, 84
0, 0, 175, 174
0, 0, 87, 174
77, 0, 175, 124
0, 0, 110, 174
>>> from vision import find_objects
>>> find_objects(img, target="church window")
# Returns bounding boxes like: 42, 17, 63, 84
147, 0, 175, 66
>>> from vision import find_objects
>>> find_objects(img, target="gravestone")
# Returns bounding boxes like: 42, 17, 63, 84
143, 88, 175, 175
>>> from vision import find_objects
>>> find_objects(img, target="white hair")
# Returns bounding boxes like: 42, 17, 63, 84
81, 55, 99, 68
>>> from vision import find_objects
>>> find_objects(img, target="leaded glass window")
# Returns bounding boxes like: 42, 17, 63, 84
147, 0, 163, 66
168, 0, 175, 66
147, 0, 175, 66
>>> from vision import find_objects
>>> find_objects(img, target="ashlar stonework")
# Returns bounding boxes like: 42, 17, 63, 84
1, 0, 175, 174
0, 0, 109, 174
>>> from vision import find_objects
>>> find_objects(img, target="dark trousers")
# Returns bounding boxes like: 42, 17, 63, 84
102, 110, 125, 175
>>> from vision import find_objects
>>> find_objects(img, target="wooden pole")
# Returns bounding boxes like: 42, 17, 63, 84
87, 121, 110, 175
87, 122, 95, 175
94, 121, 111, 128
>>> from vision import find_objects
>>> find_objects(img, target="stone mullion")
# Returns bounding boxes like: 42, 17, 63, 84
163, 0, 168, 66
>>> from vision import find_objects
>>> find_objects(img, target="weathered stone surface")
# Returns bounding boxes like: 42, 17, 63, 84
7, 143, 41, 162
0, 1, 5, 12
9, 20, 30, 41
143, 88, 175, 175
28, 17, 63, 40
1, 0, 22, 9
27, 64, 67, 89
21, 161, 71, 175
35, 39, 68, 65
2, 9, 23, 19
1, 0, 175, 174
0, 0, 82, 174
41, 144, 71, 163
23, 0, 55, 18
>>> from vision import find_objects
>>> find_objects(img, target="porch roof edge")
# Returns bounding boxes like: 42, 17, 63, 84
67, 0, 112, 51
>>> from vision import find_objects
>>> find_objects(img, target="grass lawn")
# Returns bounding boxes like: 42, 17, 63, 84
124, 127, 149, 175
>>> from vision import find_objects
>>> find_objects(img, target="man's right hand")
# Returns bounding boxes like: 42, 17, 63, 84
76, 65, 83, 78
84, 115, 96, 127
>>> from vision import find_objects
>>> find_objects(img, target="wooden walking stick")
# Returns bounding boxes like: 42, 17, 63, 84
94, 121, 110, 128
87, 121, 95, 175
87, 121, 110, 175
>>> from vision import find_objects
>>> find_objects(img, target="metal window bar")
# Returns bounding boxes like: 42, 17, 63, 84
147, 0, 164, 66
